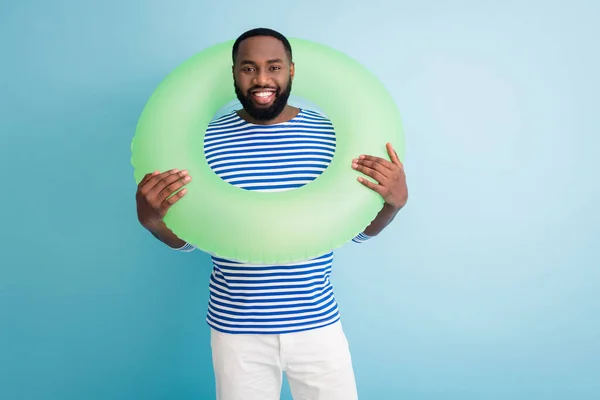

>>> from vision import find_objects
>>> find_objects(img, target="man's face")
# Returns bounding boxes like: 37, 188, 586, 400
233, 36, 294, 121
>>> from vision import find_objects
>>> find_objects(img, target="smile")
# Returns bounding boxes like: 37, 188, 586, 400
250, 90, 276, 105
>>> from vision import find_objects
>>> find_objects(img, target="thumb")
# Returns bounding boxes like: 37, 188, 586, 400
386, 143, 401, 166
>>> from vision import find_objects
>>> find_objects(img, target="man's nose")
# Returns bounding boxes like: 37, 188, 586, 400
253, 70, 271, 87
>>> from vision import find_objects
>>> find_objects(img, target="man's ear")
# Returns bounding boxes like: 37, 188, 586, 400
290, 62, 295, 80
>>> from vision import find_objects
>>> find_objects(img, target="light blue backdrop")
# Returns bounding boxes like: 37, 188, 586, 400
1, 1, 599, 399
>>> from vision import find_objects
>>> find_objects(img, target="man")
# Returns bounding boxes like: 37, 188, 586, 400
136, 28, 408, 400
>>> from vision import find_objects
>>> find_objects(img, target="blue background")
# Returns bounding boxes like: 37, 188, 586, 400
1, 1, 599, 399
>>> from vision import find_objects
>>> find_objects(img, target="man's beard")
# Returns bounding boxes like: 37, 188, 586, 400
234, 79, 292, 121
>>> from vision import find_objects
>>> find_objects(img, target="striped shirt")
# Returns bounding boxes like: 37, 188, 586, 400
177, 108, 371, 334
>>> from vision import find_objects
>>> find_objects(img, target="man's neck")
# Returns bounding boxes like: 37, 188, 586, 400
237, 105, 300, 125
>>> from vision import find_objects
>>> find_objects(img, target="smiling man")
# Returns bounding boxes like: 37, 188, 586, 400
135, 28, 408, 400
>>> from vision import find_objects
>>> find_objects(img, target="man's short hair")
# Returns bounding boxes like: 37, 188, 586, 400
232, 28, 293, 63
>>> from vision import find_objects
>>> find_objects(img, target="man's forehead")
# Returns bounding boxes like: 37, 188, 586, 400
237, 36, 287, 59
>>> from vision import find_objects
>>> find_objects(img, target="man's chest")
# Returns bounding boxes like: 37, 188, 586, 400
203, 131, 336, 191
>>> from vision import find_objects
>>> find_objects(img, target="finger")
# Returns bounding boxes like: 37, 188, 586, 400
395, 150, 404, 169
157, 174, 192, 203
386, 143, 402, 166
139, 169, 178, 194
352, 162, 388, 184
138, 171, 159, 188
147, 169, 187, 196
356, 155, 395, 172
392, 149, 404, 170
357, 176, 385, 195
353, 157, 393, 177
161, 188, 187, 212
149, 169, 188, 195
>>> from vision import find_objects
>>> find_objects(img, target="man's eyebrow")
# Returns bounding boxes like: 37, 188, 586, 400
239, 58, 284, 64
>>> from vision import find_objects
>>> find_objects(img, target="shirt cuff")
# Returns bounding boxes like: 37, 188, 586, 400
175, 242, 196, 252
352, 232, 372, 243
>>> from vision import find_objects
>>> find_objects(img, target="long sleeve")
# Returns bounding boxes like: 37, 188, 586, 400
174, 242, 196, 252
351, 231, 372, 243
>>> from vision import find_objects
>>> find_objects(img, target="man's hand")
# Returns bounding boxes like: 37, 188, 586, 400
352, 142, 408, 210
136, 169, 191, 232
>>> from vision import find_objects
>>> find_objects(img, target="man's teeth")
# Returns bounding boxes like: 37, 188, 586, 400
255, 92, 273, 97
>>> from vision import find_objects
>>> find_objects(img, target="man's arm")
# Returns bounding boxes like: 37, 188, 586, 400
148, 222, 195, 251
363, 203, 402, 237
137, 169, 196, 252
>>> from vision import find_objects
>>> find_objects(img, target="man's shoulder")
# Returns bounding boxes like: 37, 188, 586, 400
207, 110, 240, 128
297, 108, 332, 123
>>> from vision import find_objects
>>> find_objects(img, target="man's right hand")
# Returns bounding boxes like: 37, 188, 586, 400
136, 168, 191, 237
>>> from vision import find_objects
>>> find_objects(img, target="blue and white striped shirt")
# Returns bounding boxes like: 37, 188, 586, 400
177, 108, 371, 334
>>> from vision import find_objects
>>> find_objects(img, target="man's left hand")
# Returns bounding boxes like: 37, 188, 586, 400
352, 142, 408, 210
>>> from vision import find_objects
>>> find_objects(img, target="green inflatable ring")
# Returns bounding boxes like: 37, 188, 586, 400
131, 37, 404, 264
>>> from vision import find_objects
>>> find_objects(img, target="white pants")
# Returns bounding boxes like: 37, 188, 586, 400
210, 321, 359, 400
